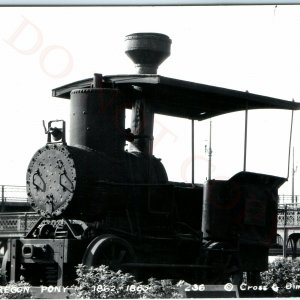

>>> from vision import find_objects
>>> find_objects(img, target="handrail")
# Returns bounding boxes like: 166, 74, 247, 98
0, 212, 37, 216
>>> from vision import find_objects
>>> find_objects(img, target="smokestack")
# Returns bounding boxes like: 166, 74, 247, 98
125, 33, 171, 156
125, 32, 172, 74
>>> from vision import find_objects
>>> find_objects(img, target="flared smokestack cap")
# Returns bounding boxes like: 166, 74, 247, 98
125, 32, 172, 74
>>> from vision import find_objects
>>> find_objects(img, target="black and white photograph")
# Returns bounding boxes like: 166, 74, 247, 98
0, 1, 300, 298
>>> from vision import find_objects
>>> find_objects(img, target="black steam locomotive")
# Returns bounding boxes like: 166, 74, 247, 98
2, 33, 300, 286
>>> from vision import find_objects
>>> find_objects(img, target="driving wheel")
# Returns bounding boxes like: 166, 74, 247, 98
82, 234, 136, 272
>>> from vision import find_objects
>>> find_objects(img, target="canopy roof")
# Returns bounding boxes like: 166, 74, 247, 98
52, 74, 300, 121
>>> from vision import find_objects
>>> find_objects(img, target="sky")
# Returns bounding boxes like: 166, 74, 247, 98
0, 5, 300, 196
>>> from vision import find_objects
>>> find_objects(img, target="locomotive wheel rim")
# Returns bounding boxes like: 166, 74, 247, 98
82, 234, 136, 271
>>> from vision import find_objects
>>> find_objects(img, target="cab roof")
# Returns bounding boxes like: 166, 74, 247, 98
52, 74, 300, 121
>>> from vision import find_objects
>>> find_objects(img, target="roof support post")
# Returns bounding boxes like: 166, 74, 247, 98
191, 119, 195, 185
243, 107, 248, 172
208, 120, 212, 180
287, 104, 295, 179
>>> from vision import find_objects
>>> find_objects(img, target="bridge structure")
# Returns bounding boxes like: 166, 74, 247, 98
0, 185, 28, 211
273, 198, 300, 258
0, 185, 300, 257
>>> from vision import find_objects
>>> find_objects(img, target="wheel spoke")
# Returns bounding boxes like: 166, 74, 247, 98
117, 250, 126, 263
101, 251, 111, 262
111, 243, 116, 259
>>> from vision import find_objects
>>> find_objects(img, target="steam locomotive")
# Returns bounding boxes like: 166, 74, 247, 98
2, 33, 300, 286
